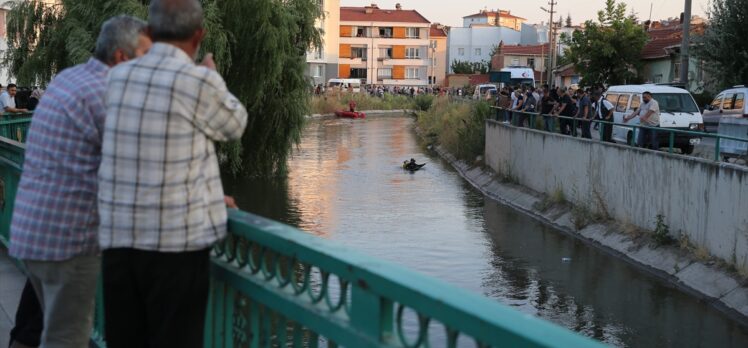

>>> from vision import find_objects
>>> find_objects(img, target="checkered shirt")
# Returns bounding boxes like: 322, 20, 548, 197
9, 58, 109, 261
98, 43, 247, 252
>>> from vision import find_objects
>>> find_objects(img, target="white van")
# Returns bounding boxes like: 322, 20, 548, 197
473, 84, 498, 100
327, 78, 362, 93
604, 85, 704, 154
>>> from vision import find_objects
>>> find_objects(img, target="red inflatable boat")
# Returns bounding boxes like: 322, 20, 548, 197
335, 110, 366, 119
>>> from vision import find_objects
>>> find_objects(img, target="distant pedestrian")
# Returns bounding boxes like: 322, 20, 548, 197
553, 87, 574, 135
541, 89, 556, 131
512, 89, 525, 126
577, 89, 592, 139
624, 91, 660, 149
0, 84, 29, 113
521, 89, 537, 128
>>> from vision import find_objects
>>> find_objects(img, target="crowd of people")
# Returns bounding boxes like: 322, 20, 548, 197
8, 1, 247, 348
313, 82, 470, 99
495, 84, 661, 148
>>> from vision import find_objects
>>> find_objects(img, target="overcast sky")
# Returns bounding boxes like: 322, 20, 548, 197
340, 0, 710, 27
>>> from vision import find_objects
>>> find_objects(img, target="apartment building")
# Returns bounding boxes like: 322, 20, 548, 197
338, 4, 431, 86
306, 0, 340, 86
429, 24, 448, 86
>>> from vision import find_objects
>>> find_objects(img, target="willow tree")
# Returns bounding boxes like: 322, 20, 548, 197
3, 0, 321, 177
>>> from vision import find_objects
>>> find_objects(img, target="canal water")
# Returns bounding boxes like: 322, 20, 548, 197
225, 116, 748, 347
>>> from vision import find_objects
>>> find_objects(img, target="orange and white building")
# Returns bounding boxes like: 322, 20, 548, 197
338, 4, 431, 86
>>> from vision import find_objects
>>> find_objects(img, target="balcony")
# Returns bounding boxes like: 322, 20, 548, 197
0, 118, 605, 348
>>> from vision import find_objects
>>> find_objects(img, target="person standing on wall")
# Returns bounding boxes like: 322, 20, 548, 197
97, 0, 248, 347
8, 16, 152, 348
624, 91, 660, 149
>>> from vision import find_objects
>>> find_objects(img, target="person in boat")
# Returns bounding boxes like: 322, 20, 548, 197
349, 99, 357, 112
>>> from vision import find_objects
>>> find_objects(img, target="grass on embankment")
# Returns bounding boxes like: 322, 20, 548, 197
310, 93, 417, 114
416, 97, 491, 162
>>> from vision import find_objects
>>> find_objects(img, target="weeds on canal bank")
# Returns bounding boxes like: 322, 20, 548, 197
416, 97, 491, 161
309, 94, 415, 114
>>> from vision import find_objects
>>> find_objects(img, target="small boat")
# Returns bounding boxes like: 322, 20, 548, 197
335, 110, 366, 119
402, 163, 426, 171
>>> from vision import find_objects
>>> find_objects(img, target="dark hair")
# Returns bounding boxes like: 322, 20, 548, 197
7, 83, 17, 89
643, 91, 652, 96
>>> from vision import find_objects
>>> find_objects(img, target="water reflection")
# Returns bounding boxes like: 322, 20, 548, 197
225, 117, 748, 347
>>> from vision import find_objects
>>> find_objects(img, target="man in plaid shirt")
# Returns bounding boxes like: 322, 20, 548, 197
9, 16, 151, 348
97, 0, 248, 346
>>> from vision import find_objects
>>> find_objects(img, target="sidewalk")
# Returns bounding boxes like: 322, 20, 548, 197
0, 247, 25, 346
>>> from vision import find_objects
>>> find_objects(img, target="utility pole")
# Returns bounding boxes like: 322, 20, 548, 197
541, 1, 557, 86
679, 0, 692, 88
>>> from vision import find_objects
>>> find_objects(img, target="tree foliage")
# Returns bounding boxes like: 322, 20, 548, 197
451, 60, 489, 74
694, 0, 748, 89
560, 0, 647, 86
4, 0, 322, 177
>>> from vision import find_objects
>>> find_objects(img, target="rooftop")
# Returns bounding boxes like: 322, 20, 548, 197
430, 24, 448, 38
641, 22, 706, 60
463, 9, 525, 20
340, 5, 430, 24
499, 43, 552, 56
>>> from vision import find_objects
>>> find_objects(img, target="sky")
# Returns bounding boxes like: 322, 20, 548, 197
339, 0, 710, 27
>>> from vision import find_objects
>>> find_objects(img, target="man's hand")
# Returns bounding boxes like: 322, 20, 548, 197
200, 53, 216, 71
224, 195, 238, 209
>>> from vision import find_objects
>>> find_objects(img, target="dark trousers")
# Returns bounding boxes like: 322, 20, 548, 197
580, 119, 592, 139
601, 121, 613, 142
637, 127, 659, 149
102, 248, 211, 348
559, 118, 574, 136
9, 279, 43, 347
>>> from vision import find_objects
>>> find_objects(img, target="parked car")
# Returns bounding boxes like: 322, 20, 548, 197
473, 84, 497, 100
605, 84, 704, 154
702, 85, 747, 133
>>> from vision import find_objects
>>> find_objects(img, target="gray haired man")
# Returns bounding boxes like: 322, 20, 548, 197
9, 15, 151, 348
98, 0, 248, 346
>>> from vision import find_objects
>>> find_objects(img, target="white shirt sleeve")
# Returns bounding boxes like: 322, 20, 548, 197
0, 93, 9, 111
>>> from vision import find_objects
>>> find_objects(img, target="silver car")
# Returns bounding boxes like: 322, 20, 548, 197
702, 85, 747, 133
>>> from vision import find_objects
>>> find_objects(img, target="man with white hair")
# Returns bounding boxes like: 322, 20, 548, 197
9, 15, 151, 348
98, 0, 248, 346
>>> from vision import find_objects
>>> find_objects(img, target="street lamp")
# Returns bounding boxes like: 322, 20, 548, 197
541, 1, 557, 86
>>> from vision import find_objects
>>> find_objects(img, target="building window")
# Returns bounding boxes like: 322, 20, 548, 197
406, 68, 419, 79
673, 62, 681, 80
475, 48, 481, 56
379, 27, 393, 38
350, 68, 367, 78
378, 68, 392, 79
314, 49, 323, 60
527, 58, 535, 69
351, 47, 367, 60
458, 48, 465, 56
354, 27, 371, 37
511, 58, 520, 66
431, 40, 437, 48
379, 47, 392, 59
406, 27, 420, 38
653, 74, 663, 83
406, 48, 420, 59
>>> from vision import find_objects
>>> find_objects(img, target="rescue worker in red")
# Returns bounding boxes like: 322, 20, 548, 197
349, 99, 357, 112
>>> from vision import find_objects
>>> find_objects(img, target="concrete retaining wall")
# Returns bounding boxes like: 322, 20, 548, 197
485, 120, 748, 271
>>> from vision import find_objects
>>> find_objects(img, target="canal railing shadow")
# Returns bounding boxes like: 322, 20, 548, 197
0, 118, 605, 347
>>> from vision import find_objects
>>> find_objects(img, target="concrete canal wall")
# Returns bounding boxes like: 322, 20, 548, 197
484, 120, 748, 273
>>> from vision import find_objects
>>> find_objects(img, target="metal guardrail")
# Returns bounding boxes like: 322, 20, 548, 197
490, 107, 748, 161
1, 119, 606, 348
0, 117, 33, 143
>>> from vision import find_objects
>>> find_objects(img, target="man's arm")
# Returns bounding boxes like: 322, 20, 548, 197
191, 56, 248, 142
4, 106, 29, 113
555, 102, 567, 116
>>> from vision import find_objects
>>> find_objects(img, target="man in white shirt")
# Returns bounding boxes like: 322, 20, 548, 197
624, 91, 661, 149
0, 84, 30, 113
593, 93, 615, 142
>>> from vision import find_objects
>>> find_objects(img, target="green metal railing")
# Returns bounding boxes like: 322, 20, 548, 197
491, 106, 748, 161
0, 117, 32, 143
1, 120, 606, 347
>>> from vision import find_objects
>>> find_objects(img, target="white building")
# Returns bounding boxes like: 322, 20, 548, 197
447, 26, 521, 72
306, 0, 340, 86
338, 4, 431, 86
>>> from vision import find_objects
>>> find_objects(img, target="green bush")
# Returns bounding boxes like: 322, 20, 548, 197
414, 94, 435, 111
309, 94, 415, 114
416, 97, 489, 161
